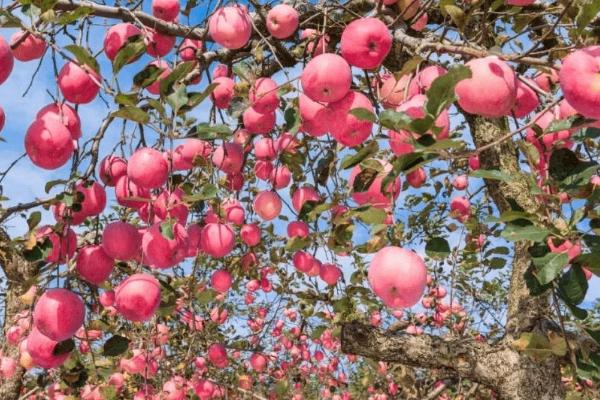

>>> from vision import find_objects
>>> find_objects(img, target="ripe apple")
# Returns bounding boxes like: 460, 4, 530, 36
301, 54, 352, 103
103, 23, 142, 61
208, 6, 252, 50
212, 142, 244, 174
33, 288, 85, 341
267, 4, 299, 39
26, 327, 71, 369
254, 191, 282, 221
0, 36, 14, 84
57, 62, 101, 104
127, 147, 169, 189
102, 221, 141, 261
152, 0, 180, 21
115, 273, 161, 322
142, 222, 189, 269
10, 31, 46, 61
25, 118, 74, 170
559, 46, 600, 119
340, 18, 392, 69
37, 102, 82, 140
76, 245, 114, 285
200, 223, 235, 257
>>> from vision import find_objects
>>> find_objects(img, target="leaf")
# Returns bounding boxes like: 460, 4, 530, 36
64, 44, 99, 73
352, 167, 378, 192
112, 36, 144, 73
425, 237, 451, 259
558, 265, 588, 305
585, 328, 600, 346
547, 331, 567, 357
103, 335, 130, 357
575, 0, 600, 35
114, 92, 138, 107
159, 61, 196, 96
285, 236, 311, 251
284, 107, 301, 134
53, 338, 75, 356
512, 332, 554, 360
501, 224, 550, 242
357, 207, 387, 225
340, 141, 379, 170
187, 123, 232, 140
443, 4, 467, 30
379, 109, 413, 132
532, 252, 569, 285
133, 64, 163, 89
185, 82, 218, 110
27, 211, 41, 231
166, 84, 189, 112
393, 56, 423, 80
45, 179, 67, 193
349, 107, 376, 122
160, 218, 175, 240
548, 148, 581, 182
183, 184, 218, 203
112, 106, 149, 123
57, 6, 93, 25
470, 169, 514, 182
195, 289, 216, 305
424, 64, 471, 118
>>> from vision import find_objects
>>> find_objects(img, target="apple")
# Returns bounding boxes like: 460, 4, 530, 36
103, 23, 142, 61
408, 65, 447, 96
340, 18, 392, 69
99, 155, 127, 186
76, 181, 106, 217
127, 147, 169, 189
115, 175, 151, 209
329, 91, 374, 147
146, 60, 171, 95
506, 0, 535, 6
208, 6, 252, 50
319, 263, 342, 286
287, 221, 309, 238
266, 4, 299, 39
243, 107, 276, 135
211, 76, 235, 109
179, 38, 203, 61
301, 54, 352, 103
201, 223, 235, 257
559, 46, 600, 119
292, 186, 320, 212
25, 118, 74, 170
452, 175, 468, 190
300, 29, 329, 55
378, 74, 411, 109
254, 191, 282, 221
102, 221, 141, 260
299, 93, 332, 137
36, 226, 77, 264
255, 160, 273, 181
207, 343, 228, 367
10, 31, 46, 61
152, 0, 180, 21
455, 56, 517, 118
115, 273, 161, 321
144, 29, 176, 57
368, 246, 427, 308
270, 165, 291, 189
221, 199, 245, 225
240, 224, 261, 246
348, 161, 401, 208
37, 102, 82, 140
254, 137, 277, 160
0, 36, 14, 84
57, 62, 101, 104
389, 130, 415, 156
406, 167, 426, 188
212, 142, 244, 174
33, 288, 85, 341
249, 77, 279, 113
142, 222, 189, 269
512, 78, 539, 118
26, 327, 71, 369
450, 196, 471, 221
249, 353, 267, 372
76, 245, 114, 285
211, 270, 233, 293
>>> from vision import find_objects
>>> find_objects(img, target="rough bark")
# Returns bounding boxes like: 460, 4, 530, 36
0, 229, 36, 400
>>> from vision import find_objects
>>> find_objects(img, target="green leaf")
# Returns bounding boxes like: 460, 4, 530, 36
470, 169, 514, 182
558, 265, 588, 305
532, 252, 569, 285
379, 110, 413, 132
548, 148, 581, 182
103, 335, 130, 357
111, 106, 149, 123
23, 237, 53, 262
284, 107, 301, 134
443, 4, 467, 30
349, 107, 376, 122
352, 167, 378, 192
64, 44, 99, 73
575, 0, 600, 35
53, 338, 75, 356
425, 237, 451, 259
195, 289, 216, 305
357, 207, 387, 225
57, 6, 93, 25
425, 64, 471, 118
501, 224, 550, 242
160, 218, 175, 240
183, 184, 218, 203
185, 82, 218, 110
114, 92, 138, 107
112, 36, 144, 73
166, 84, 189, 112
285, 236, 311, 251
187, 123, 232, 140
133, 64, 163, 89
45, 179, 67, 193
160, 61, 196, 96
340, 141, 379, 170
585, 328, 600, 346
27, 211, 41, 231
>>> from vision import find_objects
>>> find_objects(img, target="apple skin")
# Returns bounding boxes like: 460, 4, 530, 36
76, 245, 114, 285
200, 223, 235, 258
559, 46, 600, 119
179, 38, 203, 61
299, 93, 332, 137
25, 118, 74, 170
389, 130, 414, 156
127, 147, 169, 190
287, 221, 309, 238
99, 155, 127, 186
301, 54, 352, 103
254, 191, 282, 221
144, 29, 176, 57
243, 107, 276, 135
207, 343, 228, 367
455, 56, 517, 118
267, 4, 299, 39
320, 263, 342, 286
152, 0, 180, 21
211, 76, 235, 109
292, 186, 320, 212
340, 18, 392, 70
208, 6, 252, 50
300, 29, 330, 56
36, 226, 77, 264
249, 77, 279, 114
329, 91, 374, 147
146, 60, 171, 95
397, 94, 450, 139
270, 165, 291, 189
212, 142, 244, 174
249, 353, 267, 372
253, 137, 277, 160
211, 270, 233, 293
406, 167, 426, 188
102, 221, 142, 261
142, 222, 189, 269
378, 73, 411, 109
114, 175, 151, 209
57, 62, 101, 104
33, 288, 85, 342
0, 36, 14, 84
114, 273, 162, 322
37, 102, 82, 140
240, 224, 261, 246
512, 78, 539, 118
171, 139, 212, 170
10, 31, 46, 62
368, 246, 427, 308
26, 327, 71, 369
348, 160, 401, 209
103, 23, 141, 61
408, 65, 447, 96
452, 175, 468, 190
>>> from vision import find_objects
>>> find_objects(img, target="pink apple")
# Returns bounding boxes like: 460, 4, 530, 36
287, 221, 309, 238
201, 223, 235, 257
152, 0, 179, 21
240, 224, 261, 246
329, 91, 374, 147
208, 6, 252, 50
25, 118, 74, 170
243, 107, 276, 135
33, 288, 85, 341
171, 139, 212, 170
468, 155, 480, 170
10, 31, 46, 61
179, 38, 203, 61
212, 142, 244, 174
455, 56, 517, 118
301, 54, 352, 103
103, 23, 142, 61
76, 181, 106, 217
146, 60, 171, 95
267, 5, 299, 40
102, 221, 141, 260
300, 29, 329, 56
399, 94, 449, 138
115, 175, 151, 209
293, 251, 320, 274
368, 246, 427, 308
26, 327, 71, 369
378, 74, 411, 109
144, 29, 176, 57
254, 191, 282, 221
207, 343, 228, 367
211, 270, 233, 293
389, 129, 415, 156
57, 62, 101, 104
506, 0, 535, 5
340, 18, 392, 70
211, 76, 235, 109
0, 36, 14, 84
115, 273, 161, 322
406, 167, 426, 188
450, 196, 471, 220
249, 77, 279, 113
36, 226, 77, 264
320, 263, 342, 286
452, 175, 468, 190
512, 78, 539, 118
270, 165, 291, 189
299, 93, 332, 137
292, 186, 320, 212
221, 198, 245, 225
408, 65, 447, 96
99, 155, 127, 186
37, 102, 82, 140
348, 161, 401, 208
249, 353, 267, 372
76, 245, 114, 285
255, 160, 273, 181
142, 222, 189, 269
533, 69, 558, 92
559, 46, 600, 119
127, 147, 169, 189
254, 137, 277, 160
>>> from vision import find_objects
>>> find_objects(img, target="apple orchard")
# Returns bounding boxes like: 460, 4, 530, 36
0, 0, 599, 399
